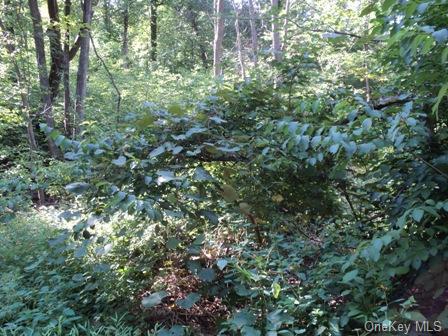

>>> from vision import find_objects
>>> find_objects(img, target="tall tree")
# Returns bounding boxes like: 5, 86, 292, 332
281, 0, 291, 52
213, 0, 224, 77
0, 18, 38, 152
47, 0, 64, 101
63, 0, 72, 136
28, 0, 58, 157
184, 6, 208, 69
232, 0, 245, 79
149, 0, 158, 62
102, 0, 112, 36
247, 0, 258, 67
122, 2, 129, 68
271, 0, 282, 62
74, 0, 93, 133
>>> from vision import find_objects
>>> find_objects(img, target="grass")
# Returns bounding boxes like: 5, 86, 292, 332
0, 208, 149, 335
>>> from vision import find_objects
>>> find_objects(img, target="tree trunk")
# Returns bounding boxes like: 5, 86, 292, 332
247, 0, 258, 68
63, 0, 72, 136
122, 3, 129, 68
47, 0, 64, 101
150, 0, 158, 62
28, 0, 58, 157
271, 0, 282, 62
187, 9, 208, 69
213, 0, 225, 77
74, 0, 93, 134
233, 2, 245, 79
364, 43, 371, 102
0, 18, 38, 151
281, 0, 291, 52
103, 0, 112, 36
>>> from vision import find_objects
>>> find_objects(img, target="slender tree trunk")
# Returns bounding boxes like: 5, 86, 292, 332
47, 0, 64, 101
364, 43, 371, 102
122, 3, 129, 68
187, 10, 208, 69
103, 0, 112, 36
271, 0, 282, 62
150, 0, 158, 62
74, 0, 93, 134
0, 18, 39, 151
281, 0, 291, 52
213, 0, 225, 77
28, 0, 58, 157
2, 12, 45, 204
247, 0, 258, 68
63, 0, 72, 136
233, 2, 245, 79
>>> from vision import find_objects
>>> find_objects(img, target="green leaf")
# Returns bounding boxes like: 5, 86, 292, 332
432, 83, 448, 118
65, 182, 90, 194
158, 325, 185, 336
156, 170, 177, 184
342, 270, 358, 283
362, 118, 372, 131
198, 210, 219, 225
74, 245, 88, 258
432, 29, 448, 44
135, 115, 155, 129
403, 311, 427, 322
329, 144, 340, 154
198, 268, 216, 282
436, 307, 448, 328
149, 145, 165, 158
168, 104, 184, 116
221, 184, 238, 202
360, 3, 375, 16
166, 238, 181, 249
55, 135, 65, 146
272, 282, 281, 299
442, 48, 448, 63
382, 0, 395, 12
175, 293, 201, 309
412, 208, 424, 222
141, 291, 168, 308
194, 167, 213, 181
359, 143, 376, 154
231, 310, 256, 328
112, 155, 126, 166
49, 129, 59, 140
217, 259, 228, 270
172, 146, 183, 154
242, 326, 261, 336
316, 326, 327, 335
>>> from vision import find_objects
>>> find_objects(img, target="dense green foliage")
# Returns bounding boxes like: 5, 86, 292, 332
1, 0, 448, 335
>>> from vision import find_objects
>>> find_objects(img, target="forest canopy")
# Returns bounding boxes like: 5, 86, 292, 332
1, 0, 448, 335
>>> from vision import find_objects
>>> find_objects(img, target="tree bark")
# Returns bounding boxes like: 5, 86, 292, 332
28, 0, 58, 157
74, 0, 93, 134
271, 0, 282, 62
103, 0, 112, 36
281, 0, 291, 52
186, 9, 208, 69
247, 0, 258, 68
232, 1, 245, 79
63, 0, 72, 136
150, 0, 158, 62
213, 0, 225, 77
47, 0, 64, 101
0, 19, 39, 151
122, 3, 129, 68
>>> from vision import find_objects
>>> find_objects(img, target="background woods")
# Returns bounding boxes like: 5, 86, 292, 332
1, 0, 448, 335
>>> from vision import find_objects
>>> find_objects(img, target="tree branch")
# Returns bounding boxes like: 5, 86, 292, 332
89, 33, 121, 117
